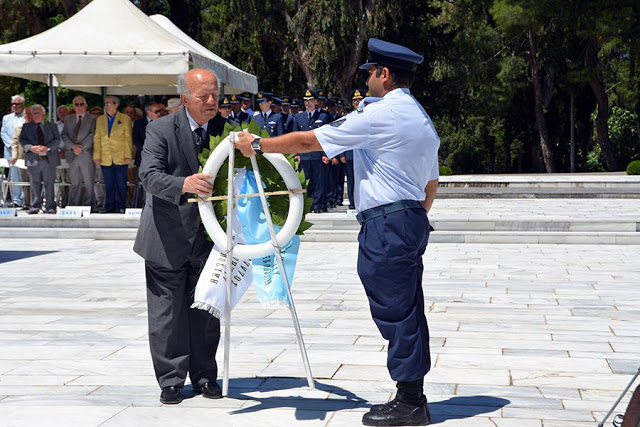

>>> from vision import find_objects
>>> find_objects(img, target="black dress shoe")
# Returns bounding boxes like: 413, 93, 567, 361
362, 397, 430, 426
27, 208, 39, 215
196, 381, 222, 399
160, 386, 183, 404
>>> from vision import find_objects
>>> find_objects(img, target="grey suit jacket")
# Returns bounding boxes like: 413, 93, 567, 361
133, 107, 211, 269
19, 121, 61, 167
61, 113, 97, 161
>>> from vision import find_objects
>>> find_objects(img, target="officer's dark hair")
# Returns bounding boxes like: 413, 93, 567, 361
375, 66, 415, 88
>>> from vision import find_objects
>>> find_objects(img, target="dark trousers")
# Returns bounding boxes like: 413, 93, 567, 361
326, 162, 341, 206
101, 164, 128, 211
345, 160, 355, 209
335, 162, 345, 205
357, 207, 431, 382
28, 158, 56, 211
145, 238, 220, 389
301, 159, 327, 211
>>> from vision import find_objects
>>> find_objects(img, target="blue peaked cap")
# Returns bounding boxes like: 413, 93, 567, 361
359, 38, 423, 71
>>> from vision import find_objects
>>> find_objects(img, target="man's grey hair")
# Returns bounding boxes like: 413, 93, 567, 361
31, 104, 46, 115
72, 95, 86, 105
11, 94, 25, 104
57, 104, 69, 112
105, 95, 120, 105
177, 70, 220, 98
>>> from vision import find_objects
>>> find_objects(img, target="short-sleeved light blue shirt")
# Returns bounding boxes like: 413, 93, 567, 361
314, 88, 440, 212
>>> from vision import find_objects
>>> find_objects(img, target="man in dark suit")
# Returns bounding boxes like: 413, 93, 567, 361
133, 68, 223, 405
19, 104, 60, 214
293, 90, 329, 212
62, 96, 96, 207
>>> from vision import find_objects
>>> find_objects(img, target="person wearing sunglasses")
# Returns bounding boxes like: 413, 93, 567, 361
61, 96, 97, 208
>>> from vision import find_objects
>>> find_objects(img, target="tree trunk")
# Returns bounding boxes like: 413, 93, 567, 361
585, 41, 620, 171
337, 0, 375, 100
279, 1, 318, 88
528, 31, 557, 173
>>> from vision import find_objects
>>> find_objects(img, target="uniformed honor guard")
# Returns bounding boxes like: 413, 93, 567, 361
228, 95, 242, 122
270, 96, 283, 115
253, 92, 283, 137
293, 89, 330, 213
290, 98, 302, 116
238, 91, 254, 122
218, 96, 237, 126
279, 96, 294, 134
350, 89, 364, 110
235, 39, 439, 426
316, 88, 327, 111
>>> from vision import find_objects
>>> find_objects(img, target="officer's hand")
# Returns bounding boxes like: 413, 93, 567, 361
234, 132, 256, 157
340, 156, 347, 164
294, 155, 301, 162
331, 157, 339, 165
322, 155, 329, 164
183, 173, 213, 197
9, 157, 17, 165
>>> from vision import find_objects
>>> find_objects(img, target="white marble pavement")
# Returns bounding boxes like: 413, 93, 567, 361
0, 238, 638, 426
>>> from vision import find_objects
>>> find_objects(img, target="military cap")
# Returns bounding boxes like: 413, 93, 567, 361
256, 91, 272, 103
302, 89, 317, 100
229, 95, 240, 104
350, 89, 364, 101
359, 38, 423, 71
280, 96, 292, 106
219, 96, 232, 108
291, 98, 302, 107
336, 98, 345, 107
238, 91, 252, 101
271, 97, 283, 106
316, 88, 327, 100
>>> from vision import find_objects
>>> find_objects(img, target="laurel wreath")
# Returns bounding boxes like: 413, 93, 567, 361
198, 119, 313, 235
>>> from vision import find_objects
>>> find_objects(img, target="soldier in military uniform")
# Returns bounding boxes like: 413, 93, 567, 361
290, 98, 302, 116
237, 91, 253, 123
217, 96, 238, 126
252, 92, 283, 137
279, 96, 294, 134
228, 95, 241, 122
235, 39, 439, 426
350, 89, 364, 111
293, 89, 329, 213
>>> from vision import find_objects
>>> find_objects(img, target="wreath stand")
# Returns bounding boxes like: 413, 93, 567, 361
194, 132, 315, 396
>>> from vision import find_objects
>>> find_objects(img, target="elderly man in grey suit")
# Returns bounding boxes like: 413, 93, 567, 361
133, 68, 224, 405
62, 96, 96, 207
19, 104, 60, 214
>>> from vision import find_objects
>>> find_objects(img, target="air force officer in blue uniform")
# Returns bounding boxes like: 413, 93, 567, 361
235, 39, 439, 426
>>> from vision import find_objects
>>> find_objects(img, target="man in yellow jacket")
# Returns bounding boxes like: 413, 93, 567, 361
94, 95, 133, 213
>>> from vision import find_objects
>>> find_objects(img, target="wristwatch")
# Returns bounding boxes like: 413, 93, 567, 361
251, 136, 262, 154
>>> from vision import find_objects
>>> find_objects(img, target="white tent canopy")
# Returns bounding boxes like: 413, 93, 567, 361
0, 0, 258, 95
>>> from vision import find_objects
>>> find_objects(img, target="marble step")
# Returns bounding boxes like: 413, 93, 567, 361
1, 227, 638, 244
435, 187, 640, 198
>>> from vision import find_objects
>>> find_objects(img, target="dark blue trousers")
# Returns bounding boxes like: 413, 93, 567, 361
357, 207, 431, 382
345, 161, 355, 209
301, 159, 327, 211
102, 164, 128, 212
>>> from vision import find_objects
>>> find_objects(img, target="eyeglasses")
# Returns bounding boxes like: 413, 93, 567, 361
104, 102, 116, 106
74, 102, 85, 106
10, 102, 23, 106
151, 110, 162, 114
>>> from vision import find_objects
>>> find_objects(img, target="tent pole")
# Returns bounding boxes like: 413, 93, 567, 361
102, 87, 107, 104
51, 76, 57, 124
47, 74, 53, 122
221, 83, 225, 98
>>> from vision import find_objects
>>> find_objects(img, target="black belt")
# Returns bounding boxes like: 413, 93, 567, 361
356, 199, 423, 225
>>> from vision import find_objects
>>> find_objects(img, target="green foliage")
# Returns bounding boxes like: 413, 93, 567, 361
198, 125, 312, 237
586, 145, 606, 172
439, 165, 453, 176
626, 160, 640, 175
608, 106, 640, 165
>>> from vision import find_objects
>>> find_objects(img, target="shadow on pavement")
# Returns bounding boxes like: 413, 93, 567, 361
211, 377, 510, 423
0, 250, 57, 264
428, 395, 511, 424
